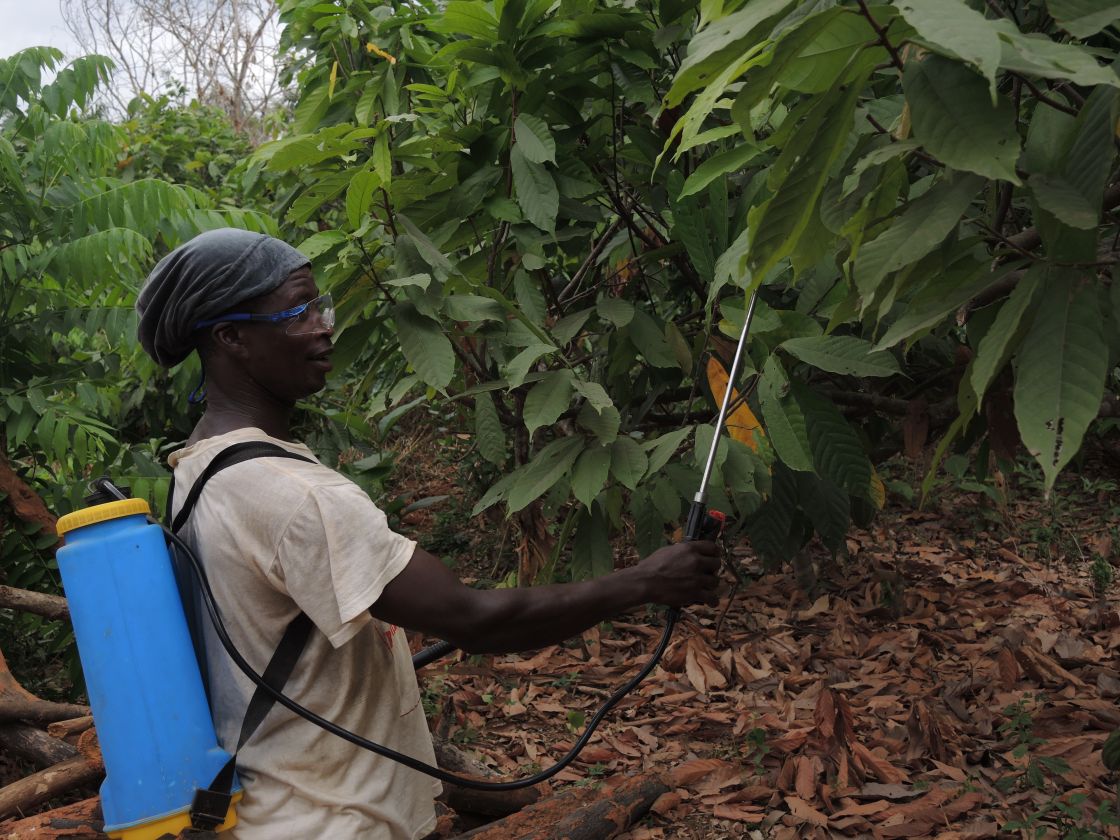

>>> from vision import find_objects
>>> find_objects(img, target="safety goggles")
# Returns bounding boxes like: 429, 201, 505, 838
194, 292, 335, 335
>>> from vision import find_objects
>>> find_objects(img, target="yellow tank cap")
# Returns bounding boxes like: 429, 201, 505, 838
56, 498, 152, 536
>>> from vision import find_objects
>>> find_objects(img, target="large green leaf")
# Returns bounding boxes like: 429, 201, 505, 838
523, 370, 574, 434
748, 77, 864, 281
572, 445, 611, 509
570, 502, 614, 580
628, 310, 679, 368
758, 355, 814, 472
996, 27, 1120, 89
678, 143, 761, 200
778, 9, 880, 94
969, 264, 1046, 404
897, 0, 1003, 99
345, 168, 381, 229
781, 335, 900, 378
795, 383, 872, 497
903, 54, 1020, 183
1014, 271, 1109, 490
394, 304, 455, 390
1045, 0, 1120, 37
514, 113, 556, 164
474, 392, 507, 466
1028, 88, 1119, 230
643, 426, 694, 477
507, 436, 585, 513
611, 436, 649, 491
665, 0, 795, 106
854, 174, 983, 301
746, 461, 802, 565
510, 145, 558, 232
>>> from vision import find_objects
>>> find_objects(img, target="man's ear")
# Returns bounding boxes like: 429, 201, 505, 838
209, 322, 251, 358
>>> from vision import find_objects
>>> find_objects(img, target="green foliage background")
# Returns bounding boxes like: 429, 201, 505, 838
1, 0, 1118, 649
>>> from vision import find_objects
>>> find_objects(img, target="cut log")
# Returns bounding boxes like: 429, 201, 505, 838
0, 755, 103, 820
47, 717, 94, 741
0, 585, 69, 622
0, 453, 59, 550
0, 723, 78, 768
433, 739, 547, 819
0, 699, 92, 726
450, 771, 670, 840
0, 796, 104, 839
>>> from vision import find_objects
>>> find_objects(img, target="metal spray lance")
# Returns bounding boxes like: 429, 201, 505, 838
683, 289, 760, 544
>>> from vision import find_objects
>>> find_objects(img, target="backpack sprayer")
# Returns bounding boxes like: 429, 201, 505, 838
54, 291, 759, 839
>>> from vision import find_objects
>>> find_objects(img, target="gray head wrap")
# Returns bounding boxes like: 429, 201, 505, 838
136, 228, 310, 367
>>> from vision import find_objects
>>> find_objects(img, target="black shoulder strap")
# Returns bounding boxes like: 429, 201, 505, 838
169, 440, 318, 832
171, 440, 314, 533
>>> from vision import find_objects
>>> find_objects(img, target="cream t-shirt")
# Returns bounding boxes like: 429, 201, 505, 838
168, 428, 441, 840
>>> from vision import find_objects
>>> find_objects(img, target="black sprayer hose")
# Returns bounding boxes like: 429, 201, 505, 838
162, 523, 677, 792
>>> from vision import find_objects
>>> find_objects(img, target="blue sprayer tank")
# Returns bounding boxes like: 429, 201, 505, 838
56, 497, 240, 839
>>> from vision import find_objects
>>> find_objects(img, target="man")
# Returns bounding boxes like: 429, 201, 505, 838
136, 228, 721, 840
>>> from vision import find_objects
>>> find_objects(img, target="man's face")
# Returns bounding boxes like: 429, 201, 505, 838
234, 267, 334, 403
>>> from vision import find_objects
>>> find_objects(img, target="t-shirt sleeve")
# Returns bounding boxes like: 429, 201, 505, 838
272, 480, 416, 648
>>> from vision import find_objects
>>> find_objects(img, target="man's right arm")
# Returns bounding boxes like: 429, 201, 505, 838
370, 541, 721, 655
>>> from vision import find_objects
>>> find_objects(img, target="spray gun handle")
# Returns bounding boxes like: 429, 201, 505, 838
684, 499, 725, 542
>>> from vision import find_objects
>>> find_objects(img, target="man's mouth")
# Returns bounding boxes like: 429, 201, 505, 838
309, 347, 334, 369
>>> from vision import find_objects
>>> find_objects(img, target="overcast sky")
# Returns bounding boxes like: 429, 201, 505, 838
0, 2, 81, 61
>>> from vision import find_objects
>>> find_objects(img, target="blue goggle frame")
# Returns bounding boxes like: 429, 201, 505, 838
193, 292, 335, 335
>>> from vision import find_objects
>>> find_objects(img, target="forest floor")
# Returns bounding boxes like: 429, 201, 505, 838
394, 439, 1120, 839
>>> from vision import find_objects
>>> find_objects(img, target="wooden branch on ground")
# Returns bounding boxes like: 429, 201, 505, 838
0, 585, 69, 621
0, 723, 78, 769
0, 796, 104, 839
0, 755, 103, 820
0, 698, 92, 726
47, 716, 94, 740
451, 771, 670, 840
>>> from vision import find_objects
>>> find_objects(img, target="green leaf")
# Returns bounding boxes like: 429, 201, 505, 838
611, 436, 649, 491
758, 355, 814, 472
507, 437, 584, 513
572, 445, 611, 509
664, 0, 796, 106
397, 214, 454, 275
997, 27, 1120, 89
510, 145, 558, 233
1045, 0, 1120, 37
781, 335, 901, 378
573, 380, 614, 413
428, 1, 499, 39
778, 9, 881, 94
748, 77, 864, 281
628, 310, 679, 368
394, 304, 455, 390
874, 257, 999, 350
578, 401, 620, 444
897, 0, 1002, 99
804, 475, 850, 553
643, 426, 694, 477
475, 392, 506, 466
514, 113, 556, 165
571, 502, 613, 580
502, 343, 556, 389
298, 230, 348, 260
523, 370, 574, 434
904, 54, 1020, 183
678, 142, 761, 200
795, 383, 872, 497
854, 174, 983, 301
747, 461, 802, 565
1013, 269, 1109, 491
1028, 88, 1119, 230
346, 168, 382, 229
970, 263, 1045, 404
597, 296, 635, 327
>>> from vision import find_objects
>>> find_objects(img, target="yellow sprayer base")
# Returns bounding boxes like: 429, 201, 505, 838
108, 791, 241, 840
